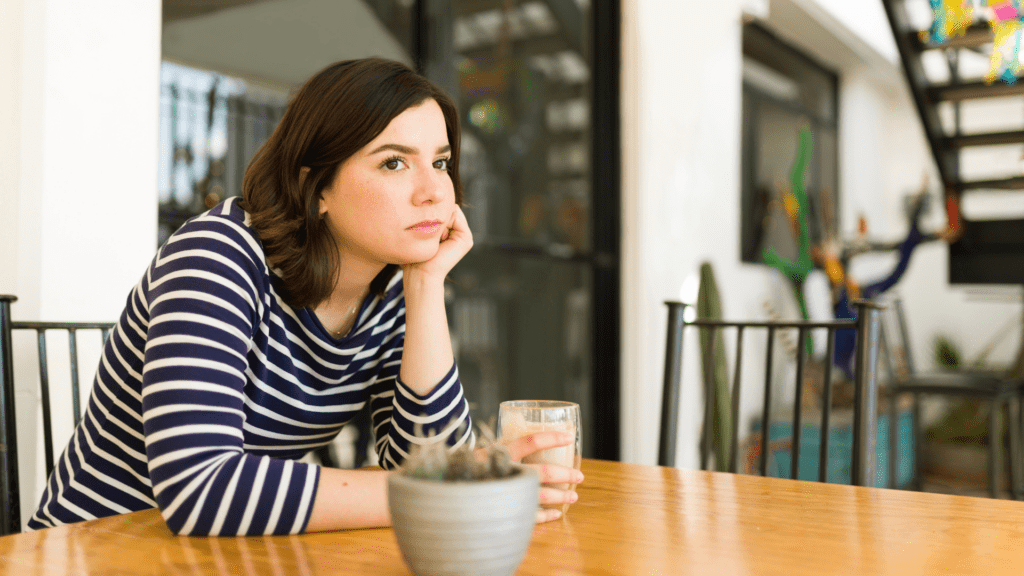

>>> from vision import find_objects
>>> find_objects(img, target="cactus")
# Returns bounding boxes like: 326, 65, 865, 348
400, 420, 517, 481
697, 262, 733, 472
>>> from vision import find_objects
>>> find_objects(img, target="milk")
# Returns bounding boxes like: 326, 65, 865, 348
499, 408, 581, 494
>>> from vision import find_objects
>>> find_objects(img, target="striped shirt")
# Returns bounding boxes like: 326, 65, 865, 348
28, 198, 472, 536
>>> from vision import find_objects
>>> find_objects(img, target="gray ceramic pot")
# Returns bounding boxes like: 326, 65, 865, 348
387, 465, 540, 576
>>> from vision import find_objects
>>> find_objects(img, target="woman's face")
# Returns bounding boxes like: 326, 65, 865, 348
319, 98, 456, 270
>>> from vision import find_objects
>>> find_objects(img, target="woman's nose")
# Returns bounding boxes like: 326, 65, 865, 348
413, 166, 449, 205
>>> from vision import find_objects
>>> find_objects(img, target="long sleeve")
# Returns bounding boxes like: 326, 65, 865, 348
141, 213, 319, 536
366, 295, 474, 470
28, 201, 475, 535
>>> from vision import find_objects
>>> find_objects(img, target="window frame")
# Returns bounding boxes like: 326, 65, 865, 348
740, 23, 841, 265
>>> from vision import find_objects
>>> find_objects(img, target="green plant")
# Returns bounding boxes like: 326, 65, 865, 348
926, 399, 988, 446
697, 262, 732, 472
926, 334, 1009, 447
933, 334, 962, 370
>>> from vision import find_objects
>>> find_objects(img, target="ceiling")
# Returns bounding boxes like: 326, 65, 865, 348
163, 0, 278, 23
161, 0, 411, 89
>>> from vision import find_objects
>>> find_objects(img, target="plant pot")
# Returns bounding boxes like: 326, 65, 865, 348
387, 464, 540, 576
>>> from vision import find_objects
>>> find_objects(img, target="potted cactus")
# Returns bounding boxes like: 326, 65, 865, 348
387, 425, 540, 576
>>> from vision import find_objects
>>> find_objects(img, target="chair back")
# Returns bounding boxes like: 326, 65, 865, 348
659, 299, 884, 486
0, 295, 113, 535
876, 297, 918, 384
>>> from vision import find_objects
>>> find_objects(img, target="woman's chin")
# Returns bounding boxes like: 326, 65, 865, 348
393, 247, 441, 267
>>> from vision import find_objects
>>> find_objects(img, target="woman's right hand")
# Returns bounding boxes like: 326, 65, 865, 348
504, 431, 585, 523
402, 205, 473, 286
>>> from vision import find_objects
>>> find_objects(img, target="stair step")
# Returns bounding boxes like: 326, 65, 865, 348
945, 130, 1024, 148
959, 176, 1024, 191
912, 23, 992, 51
928, 80, 1024, 102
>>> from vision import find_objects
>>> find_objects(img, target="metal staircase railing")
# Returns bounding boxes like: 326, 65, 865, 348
882, 0, 1024, 285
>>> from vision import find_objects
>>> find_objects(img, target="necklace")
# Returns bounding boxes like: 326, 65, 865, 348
332, 293, 366, 337
334, 304, 358, 336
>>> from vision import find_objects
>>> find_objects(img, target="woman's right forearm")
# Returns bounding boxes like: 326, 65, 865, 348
304, 467, 393, 532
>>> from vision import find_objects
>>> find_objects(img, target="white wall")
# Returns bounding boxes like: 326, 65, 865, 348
0, 0, 25, 285
809, 0, 899, 63
620, 0, 1022, 466
2, 0, 160, 320
1, 0, 161, 528
622, 0, 754, 467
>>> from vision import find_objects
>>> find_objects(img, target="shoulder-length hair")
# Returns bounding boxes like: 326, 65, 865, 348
240, 58, 463, 309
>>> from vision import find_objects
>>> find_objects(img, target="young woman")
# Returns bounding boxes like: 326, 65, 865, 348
29, 58, 581, 536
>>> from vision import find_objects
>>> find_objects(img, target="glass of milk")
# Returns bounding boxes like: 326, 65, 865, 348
497, 400, 581, 513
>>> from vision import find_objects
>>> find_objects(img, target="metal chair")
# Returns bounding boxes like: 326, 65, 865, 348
880, 297, 1024, 499
658, 299, 885, 487
312, 403, 375, 469
0, 294, 113, 535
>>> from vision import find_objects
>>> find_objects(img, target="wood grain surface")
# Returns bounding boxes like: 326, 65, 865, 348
2, 459, 1023, 575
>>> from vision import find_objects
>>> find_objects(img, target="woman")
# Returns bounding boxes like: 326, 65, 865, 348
29, 58, 581, 536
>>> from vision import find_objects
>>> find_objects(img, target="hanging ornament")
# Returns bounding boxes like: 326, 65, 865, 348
926, 0, 1024, 84
984, 0, 1023, 84
924, 0, 974, 44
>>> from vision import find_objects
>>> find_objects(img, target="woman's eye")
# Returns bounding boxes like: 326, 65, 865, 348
434, 158, 451, 171
382, 157, 406, 171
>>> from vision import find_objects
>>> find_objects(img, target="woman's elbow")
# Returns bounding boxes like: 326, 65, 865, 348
158, 509, 193, 536
153, 492, 218, 536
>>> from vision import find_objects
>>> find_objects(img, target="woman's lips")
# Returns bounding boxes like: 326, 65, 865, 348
407, 220, 444, 234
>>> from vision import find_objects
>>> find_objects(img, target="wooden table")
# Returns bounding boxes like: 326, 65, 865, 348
3, 459, 1024, 575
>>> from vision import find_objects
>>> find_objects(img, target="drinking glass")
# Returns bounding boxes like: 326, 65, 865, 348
497, 400, 582, 513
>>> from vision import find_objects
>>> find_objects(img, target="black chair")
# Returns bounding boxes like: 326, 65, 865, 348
659, 299, 885, 487
880, 297, 1024, 499
0, 294, 113, 536
312, 402, 374, 469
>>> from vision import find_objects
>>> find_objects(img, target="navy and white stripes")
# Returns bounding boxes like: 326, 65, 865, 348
29, 198, 472, 535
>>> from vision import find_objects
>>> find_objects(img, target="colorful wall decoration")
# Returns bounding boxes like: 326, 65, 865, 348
761, 131, 955, 381
923, 0, 1024, 84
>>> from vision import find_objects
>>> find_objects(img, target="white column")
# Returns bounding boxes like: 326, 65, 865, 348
620, 0, 749, 466
1, 0, 31, 303
2, 0, 160, 318
0, 0, 161, 528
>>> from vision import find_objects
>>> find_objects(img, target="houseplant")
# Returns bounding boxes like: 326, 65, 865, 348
387, 425, 540, 576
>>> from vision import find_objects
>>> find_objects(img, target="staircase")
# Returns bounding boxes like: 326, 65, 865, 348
883, 0, 1024, 284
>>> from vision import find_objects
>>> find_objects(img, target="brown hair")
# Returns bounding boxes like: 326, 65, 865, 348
240, 58, 462, 309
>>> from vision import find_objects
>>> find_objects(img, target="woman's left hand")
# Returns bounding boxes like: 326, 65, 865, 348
503, 431, 584, 523
403, 205, 473, 283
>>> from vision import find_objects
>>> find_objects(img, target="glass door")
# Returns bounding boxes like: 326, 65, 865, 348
414, 0, 620, 459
